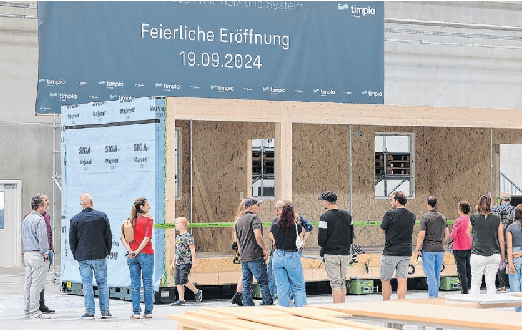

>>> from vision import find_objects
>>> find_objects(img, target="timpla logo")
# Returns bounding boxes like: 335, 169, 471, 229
59, 93, 77, 100
263, 86, 286, 94
361, 90, 383, 98
45, 78, 66, 86
314, 88, 336, 96
338, 4, 376, 18
106, 81, 124, 88
119, 95, 135, 103
163, 83, 180, 90
211, 85, 234, 92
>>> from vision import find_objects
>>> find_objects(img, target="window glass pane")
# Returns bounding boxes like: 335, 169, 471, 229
252, 138, 275, 198
0, 192, 4, 230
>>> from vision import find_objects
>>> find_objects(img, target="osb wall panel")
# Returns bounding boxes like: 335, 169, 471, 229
292, 124, 509, 248
172, 119, 522, 251
175, 120, 277, 253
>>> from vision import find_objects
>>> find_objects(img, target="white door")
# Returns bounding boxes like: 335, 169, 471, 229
0, 180, 22, 267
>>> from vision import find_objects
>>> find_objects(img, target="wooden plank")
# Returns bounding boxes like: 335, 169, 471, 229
266, 306, 389, 330
314, 301, 522, 330
168, 97, 522, 128
167, 314, 246, 330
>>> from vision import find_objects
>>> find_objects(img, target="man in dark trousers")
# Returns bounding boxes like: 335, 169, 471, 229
69, 193, 113, 319
379, 191, 416, 301
318, 191, 354, 303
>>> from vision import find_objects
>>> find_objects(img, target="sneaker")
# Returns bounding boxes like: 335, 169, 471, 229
195, 289, 203, 303
499, 287, 507, 292
170, 300, 185, 306
81, 313, 95, 320
39, 304, 55, 314
130, 313, 141, 319
230, 292, 243, 306
101, 312, 112, 319
33, 312, 51, 319
143, 313, 153, 319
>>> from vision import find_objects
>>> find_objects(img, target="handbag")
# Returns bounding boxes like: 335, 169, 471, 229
295, 223, 303, 249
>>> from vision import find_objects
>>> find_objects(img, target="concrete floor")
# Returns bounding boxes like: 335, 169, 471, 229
0, 266, 514, 329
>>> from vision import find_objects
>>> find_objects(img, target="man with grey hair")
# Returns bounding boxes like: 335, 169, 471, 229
70, 193, 112, 319
22, 194, 50, 319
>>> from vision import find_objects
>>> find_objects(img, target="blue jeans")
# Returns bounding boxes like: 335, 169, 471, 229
79, 259, 109, 314
508, 247, 522, 312
241, 258, 273, 306
272, 250, 307, 307
127, 253, 154, 315
422, 251, 444, 298
268, 256, 277, 300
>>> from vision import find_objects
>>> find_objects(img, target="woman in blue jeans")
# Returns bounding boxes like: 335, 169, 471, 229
507, 205, 522, 312
121, 197, 154, 319
269, 203, 307, 307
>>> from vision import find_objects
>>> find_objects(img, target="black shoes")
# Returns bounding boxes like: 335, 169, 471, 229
230, 292, 243, 306
39, 304, 55, 314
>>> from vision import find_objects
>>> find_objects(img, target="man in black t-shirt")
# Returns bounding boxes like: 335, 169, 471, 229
379, 191, 416, 301
318, 191, 354, 304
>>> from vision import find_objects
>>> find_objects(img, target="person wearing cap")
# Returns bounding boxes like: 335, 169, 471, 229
317, 191, 354, 303
492, 192, 515, 292
235, 197, 273, 306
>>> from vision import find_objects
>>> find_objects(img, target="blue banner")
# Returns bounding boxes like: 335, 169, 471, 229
37, 1, 384, 114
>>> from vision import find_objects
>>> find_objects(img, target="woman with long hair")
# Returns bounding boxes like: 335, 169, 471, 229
450, 201, 472, 294
121, 197, 154, 319
507, 204, 522, 311
270, 204, 307, 307
466, 195, 505, 295
230, 199, 246, 306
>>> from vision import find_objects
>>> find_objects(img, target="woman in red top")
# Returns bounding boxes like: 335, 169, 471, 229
450, 201, 472, 294
121, 197, 154, 319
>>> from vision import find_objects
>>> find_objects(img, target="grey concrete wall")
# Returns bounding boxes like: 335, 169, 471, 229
0, 3, 61, 259
384, 1, 522, 109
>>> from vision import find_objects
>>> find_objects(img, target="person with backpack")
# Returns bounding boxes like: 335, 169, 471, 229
121, 197, 154, 319
492, 192, 515, 292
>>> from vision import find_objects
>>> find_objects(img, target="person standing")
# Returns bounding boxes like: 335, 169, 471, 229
317, 191, 354, 304
121, 197, 155, 318
235, 197, 273, 306
415, 196, 449, 298
466, 195, 505, 295
379, 191, 416, 301
69, 193, 112, 319
231, 199, 246, 306
507, 204, 522, 312
450, 201, 472, 294
267, 200, 286, 301
270, 203, 307, 307
22, 194, 51, 319
492, 192, 515, 292
170, 216, 203, 306
24, 193, 55, 314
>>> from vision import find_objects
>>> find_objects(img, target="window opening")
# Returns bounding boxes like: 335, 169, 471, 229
252, 138, 275, 198
375, 133, 414, 197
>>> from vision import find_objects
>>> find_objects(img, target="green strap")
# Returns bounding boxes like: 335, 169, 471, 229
154, 219, 455, 229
